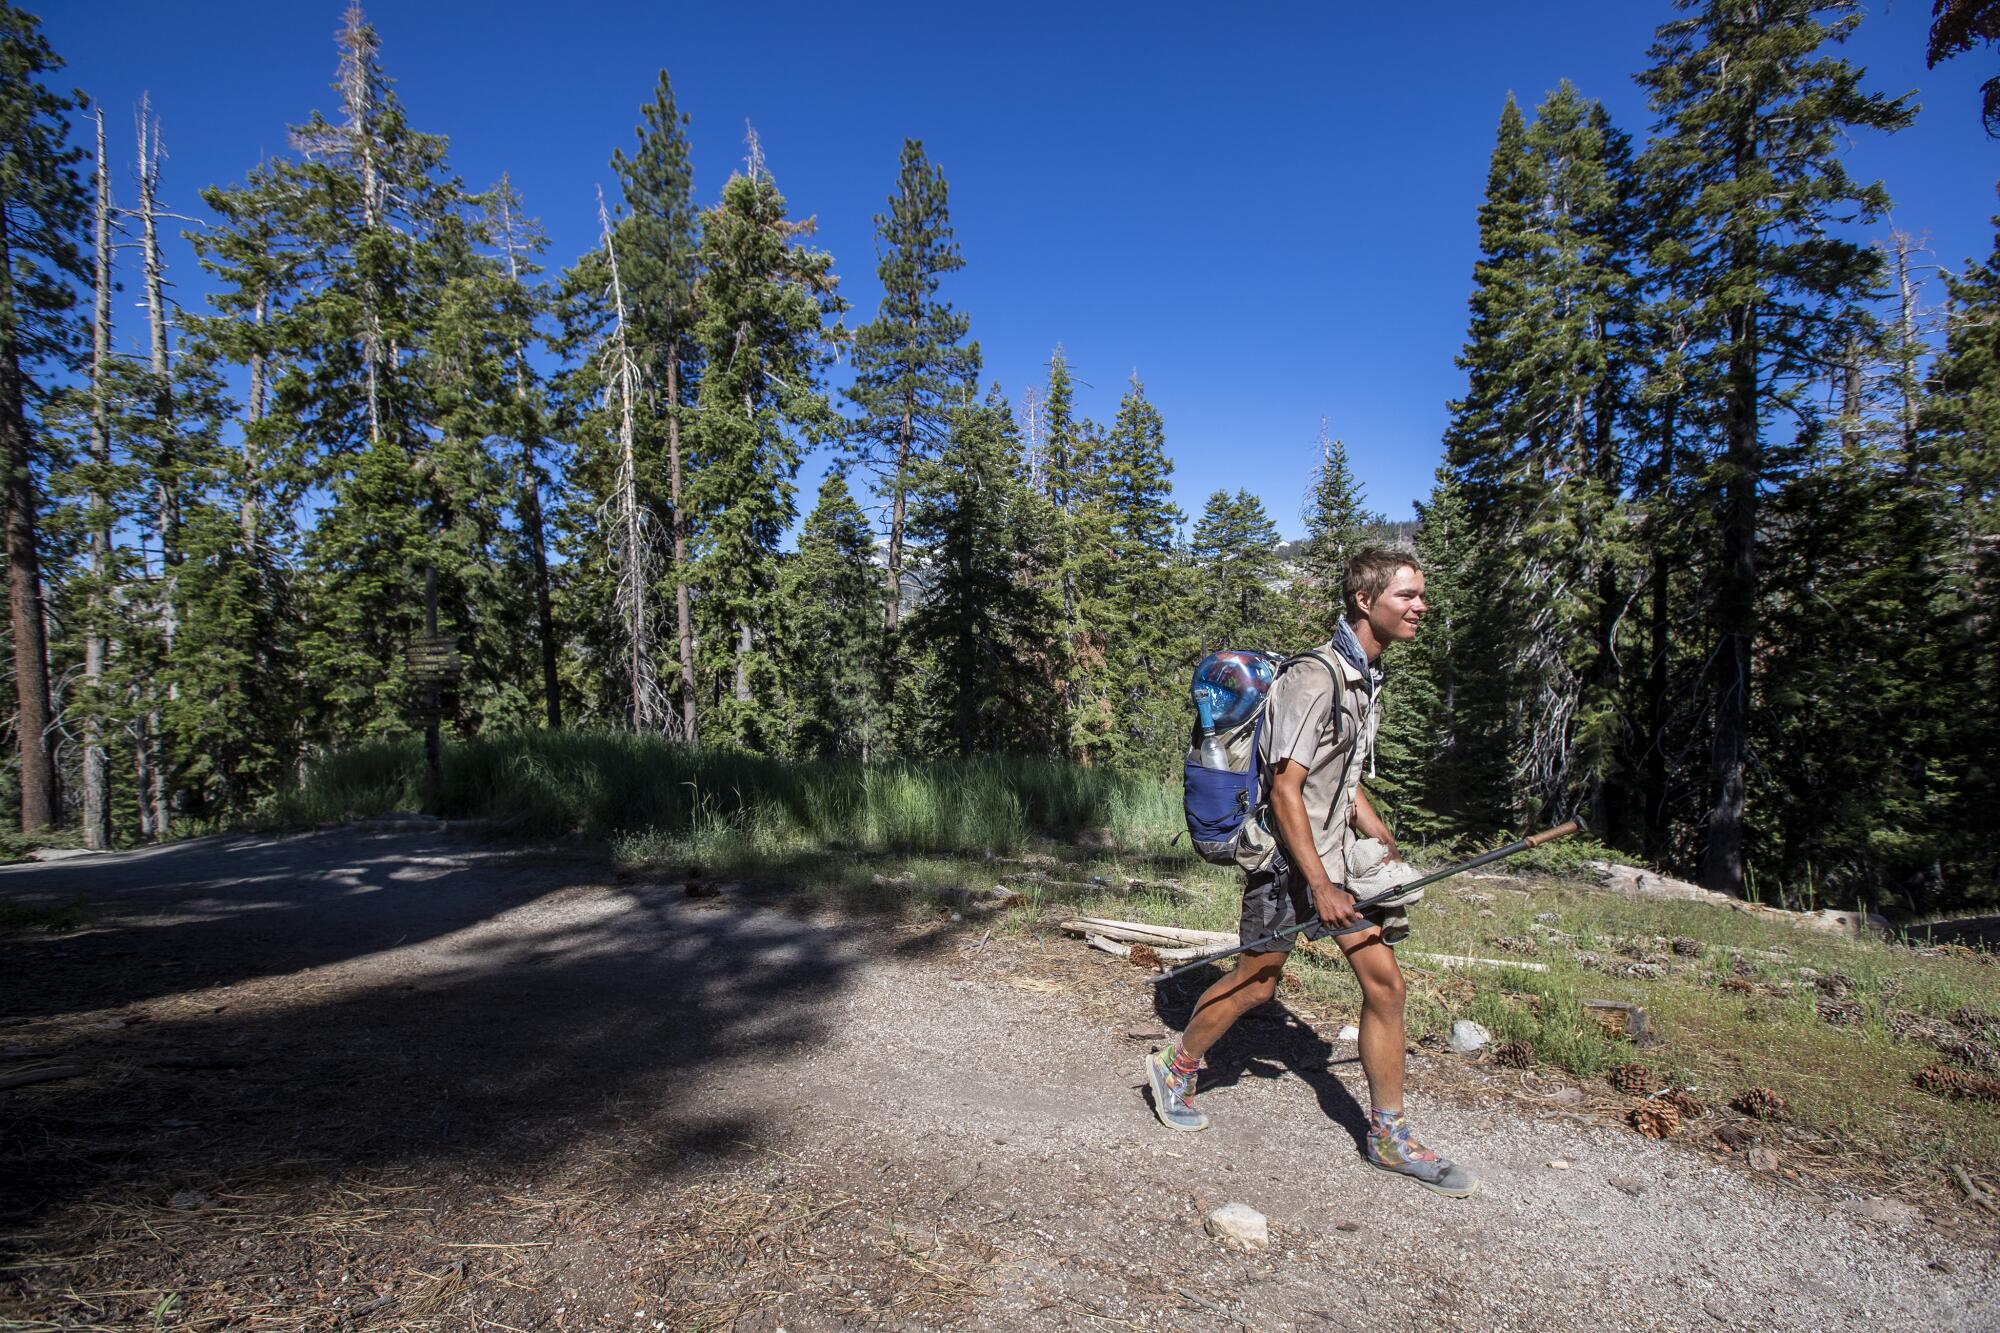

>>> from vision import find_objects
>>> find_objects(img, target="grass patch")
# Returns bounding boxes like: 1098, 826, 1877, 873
263, 729, 1182, 860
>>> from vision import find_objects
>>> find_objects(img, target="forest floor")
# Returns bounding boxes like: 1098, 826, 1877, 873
1, 827, 1997, 1332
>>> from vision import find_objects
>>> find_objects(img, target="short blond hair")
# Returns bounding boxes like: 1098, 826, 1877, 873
1343, 544, 1422, 620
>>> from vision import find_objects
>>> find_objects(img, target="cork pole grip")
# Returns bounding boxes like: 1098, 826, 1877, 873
1523, 818, 1583, 849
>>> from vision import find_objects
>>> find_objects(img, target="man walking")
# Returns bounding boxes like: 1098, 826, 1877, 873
1145, 546, 1477, 1198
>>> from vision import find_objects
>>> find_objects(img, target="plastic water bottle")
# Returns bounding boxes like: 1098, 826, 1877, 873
1194, 690, 1230, 769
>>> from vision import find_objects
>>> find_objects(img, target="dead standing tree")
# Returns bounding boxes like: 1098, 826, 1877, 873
133, 96, 180, 838
596, 187, 669, 734
81, 107, 116, 850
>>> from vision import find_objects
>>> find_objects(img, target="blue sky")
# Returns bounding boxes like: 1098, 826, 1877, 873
39, 1, 1996, 537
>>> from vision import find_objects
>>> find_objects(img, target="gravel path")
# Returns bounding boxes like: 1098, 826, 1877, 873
1, 829, 1993, 1331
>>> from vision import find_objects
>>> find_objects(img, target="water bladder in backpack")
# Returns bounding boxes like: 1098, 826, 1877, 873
1182, 650, 1279, 864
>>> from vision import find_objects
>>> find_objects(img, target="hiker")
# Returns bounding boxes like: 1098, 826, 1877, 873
1147, 545, 1478, 1198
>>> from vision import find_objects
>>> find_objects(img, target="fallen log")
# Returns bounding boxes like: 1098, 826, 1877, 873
0, 1063, 83, 1092
1404, 951, 1550, 975
1059, 917, 1236, 949
1084, 934, 1215, 964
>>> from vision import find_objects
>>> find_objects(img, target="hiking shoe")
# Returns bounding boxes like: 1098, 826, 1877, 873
1366, 1115, 1479, 1197
1145, 1049, 1210, 1132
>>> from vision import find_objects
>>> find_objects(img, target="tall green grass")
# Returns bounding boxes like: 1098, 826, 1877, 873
262, 729, 1183, 859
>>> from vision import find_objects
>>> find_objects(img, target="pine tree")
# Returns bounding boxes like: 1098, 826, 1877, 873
845, 140, 978, 635
1375, 468, 1475, 841
775, 472, 879, 758
487, 176, 562, 729
1076, 371, 1190, 771
1189, 489, 1281, 653
609, 71, 702, 739
1300, 423, 1373, 635
1442, 86, 1643, 831
0, 1, 87, 831
904, 384, 1060, 757
688, 155, 843, 750
1638, 0, 1913, 894
1920, 209, 2000, 902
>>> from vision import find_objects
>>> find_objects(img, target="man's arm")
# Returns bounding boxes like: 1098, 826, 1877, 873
1270, 759, 1361, 929
1352, 788, 1402, 862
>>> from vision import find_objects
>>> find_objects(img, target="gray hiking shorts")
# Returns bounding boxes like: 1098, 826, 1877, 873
1238, 848, 1405, 953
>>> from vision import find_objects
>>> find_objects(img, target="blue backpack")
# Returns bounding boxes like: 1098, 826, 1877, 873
1182, 649, 1336, 865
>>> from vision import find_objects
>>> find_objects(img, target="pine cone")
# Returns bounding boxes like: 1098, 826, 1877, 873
1127, 943, 1162, 969
1813, 971, 1856, 996
1940, 1037, 2000, 1075
1732, 1087, 1788, 1120
1493, 1038, 1534, 1069
1720, 977, 1754, 994
1608, 1062, 1657, 1096
1629, 1100, 1681, 1139
1670, 935, 1702, 957
1816, 996, 1864, 1027
1662, 1088, 1706, 1120
1954, 1004, 1997, 1033
1912, 1062, 2000, 1103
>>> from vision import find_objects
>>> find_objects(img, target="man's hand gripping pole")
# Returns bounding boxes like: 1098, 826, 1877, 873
1149, 818, 1586, 987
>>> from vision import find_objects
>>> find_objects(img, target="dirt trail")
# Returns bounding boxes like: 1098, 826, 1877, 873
1, 830, 1994, 1331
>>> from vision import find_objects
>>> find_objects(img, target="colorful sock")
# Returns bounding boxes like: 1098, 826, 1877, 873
1367, 1107, 1439, 1166
1166, 1044, 1201, 1078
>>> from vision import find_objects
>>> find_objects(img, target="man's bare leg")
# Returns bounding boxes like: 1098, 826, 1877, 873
1336, 925, 1478, 1196
1177, 949, 1288, 1063
1334, 926, 1407, 1108
1145, 950, 1288, 1132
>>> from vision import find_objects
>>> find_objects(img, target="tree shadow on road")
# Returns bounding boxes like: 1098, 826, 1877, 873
0, 829, 882, 1240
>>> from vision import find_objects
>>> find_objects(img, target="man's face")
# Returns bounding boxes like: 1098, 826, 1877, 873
1362, 566, 1427, 644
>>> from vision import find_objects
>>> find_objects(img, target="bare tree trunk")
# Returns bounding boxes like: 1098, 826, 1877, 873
138, 100, 175, 838
0, 201, 59, 831
1644, 393, 1677, 864
1889, 232, 1922, 468
885, 404, 912, 630
1705, 303, 1758, 898
667, 347, 696, 744
241, 293, 265, 550
82, 108, 114, 850
598, 189, 657, 732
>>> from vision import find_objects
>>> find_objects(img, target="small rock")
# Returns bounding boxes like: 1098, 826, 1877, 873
1535, 912, 1559, 923
1851, 1197, 1919, 1227
1748, 1146, 1780, 1172
1333, 1220, 1360, 1232
1929, 1259, 1956, 1274
1607, 1175, 1646, 1197
1204, 1203, 1269, 1254
1337, 1025, 1360, 1042
169, 1190, 210, 1211
1447, 1020, 1492, 1055
1547, 1159, 1570, 1170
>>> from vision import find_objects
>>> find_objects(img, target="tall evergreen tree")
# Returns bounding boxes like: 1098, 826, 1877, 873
1189, 488, 1281, 653
1638, 0, 1912, 894
904, 383, 1060, 757
689, 159, 843, 750
1375, 469, 1477, 842
0, 1, 87, 831
610, 71, 702, 739
844, 139, 978, 635
775, 472, 880, 758
1299, 424, 1373, 635
1920, 209, 2000, 902
1074, 371, 1189, 771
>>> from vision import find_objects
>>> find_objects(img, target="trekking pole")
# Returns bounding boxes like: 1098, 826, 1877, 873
1150, 818, 1585, 987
